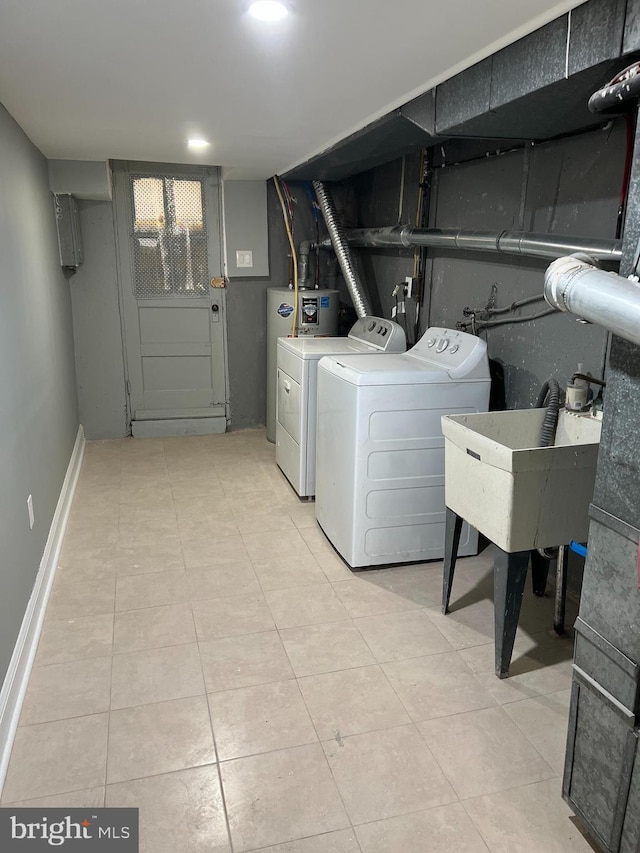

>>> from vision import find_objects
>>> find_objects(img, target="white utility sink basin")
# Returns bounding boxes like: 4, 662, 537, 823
442, 408, 602, 552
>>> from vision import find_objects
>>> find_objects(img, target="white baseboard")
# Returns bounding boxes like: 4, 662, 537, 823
0, 424, 85, 794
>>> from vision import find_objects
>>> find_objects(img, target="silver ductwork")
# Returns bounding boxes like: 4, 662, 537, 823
312, 181, 372, 318
339, 225, 622, 263
544, 255, 640, 347
298, 240, 312, 288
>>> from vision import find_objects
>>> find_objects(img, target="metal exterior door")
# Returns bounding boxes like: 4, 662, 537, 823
113, 162, 228, 436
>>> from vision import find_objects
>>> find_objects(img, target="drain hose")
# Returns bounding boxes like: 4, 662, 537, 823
534, 377, 561, 566
536, 379, 561, 447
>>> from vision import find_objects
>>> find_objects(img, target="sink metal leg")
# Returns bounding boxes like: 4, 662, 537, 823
442, 508, 463, 614
530, 550, 551, 597
494, 548, 529, 678
554, 544, 569, 635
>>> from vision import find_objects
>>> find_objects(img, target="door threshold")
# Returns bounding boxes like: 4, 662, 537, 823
131, 417, 227, 438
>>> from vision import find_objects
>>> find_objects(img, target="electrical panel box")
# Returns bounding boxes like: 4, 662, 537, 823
53, 193, 83, 269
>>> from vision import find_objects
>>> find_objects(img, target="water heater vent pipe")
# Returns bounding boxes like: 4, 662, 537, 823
312, 181, 372, 318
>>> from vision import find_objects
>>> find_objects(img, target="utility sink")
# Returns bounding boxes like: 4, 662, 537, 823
442, 408, 602, 552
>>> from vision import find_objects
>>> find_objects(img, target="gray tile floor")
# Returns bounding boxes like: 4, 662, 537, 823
0, 430, 595, 852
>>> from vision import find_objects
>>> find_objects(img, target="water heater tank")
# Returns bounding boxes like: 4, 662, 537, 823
266, 287, 339, 442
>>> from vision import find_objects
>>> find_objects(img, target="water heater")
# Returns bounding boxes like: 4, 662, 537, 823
266, 287, 339, 443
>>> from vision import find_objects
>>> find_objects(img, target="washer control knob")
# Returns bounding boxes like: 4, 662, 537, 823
368, 321, 376, 332
427, 339, 436, 348
436, 338, 449, 353
449, 344, 460, 354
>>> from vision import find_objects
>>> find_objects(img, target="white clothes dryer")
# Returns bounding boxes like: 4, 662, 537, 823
276, 317, 406, 498
315, 327, 491, 567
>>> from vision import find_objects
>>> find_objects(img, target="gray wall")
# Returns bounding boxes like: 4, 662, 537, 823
70, 201, 127, 439
353, 123, 624, 407
48, 160, 112, 201
226, 181, 289, 430
224, 180, 270, 278
0, 103, 79, 683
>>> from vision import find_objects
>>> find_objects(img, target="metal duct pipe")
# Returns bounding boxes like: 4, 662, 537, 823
312, 181, 372, 318
298, 240, 312, 288
497, 232, 621, 261
544, 255, 640, 347
344, 225, 415, 248
340, 226, 622, 263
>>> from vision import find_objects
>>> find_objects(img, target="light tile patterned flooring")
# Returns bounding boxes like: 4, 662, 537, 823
1, 430, 595, 852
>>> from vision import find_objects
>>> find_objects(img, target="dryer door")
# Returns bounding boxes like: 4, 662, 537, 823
277, 368, 302, 445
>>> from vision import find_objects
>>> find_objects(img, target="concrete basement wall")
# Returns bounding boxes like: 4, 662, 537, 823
0, 103, 79, 684
352, 121, 625, 407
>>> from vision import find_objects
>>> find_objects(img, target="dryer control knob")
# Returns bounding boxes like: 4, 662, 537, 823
436, 338, 449, 353
427, 339, 436, 347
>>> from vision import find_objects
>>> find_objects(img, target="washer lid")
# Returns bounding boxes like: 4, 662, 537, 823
277, 336, 375, 360
318, 353, 451, 386
317, 327, 490, 383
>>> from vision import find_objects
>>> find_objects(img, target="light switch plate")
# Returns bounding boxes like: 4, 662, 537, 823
236, 250, 253, 268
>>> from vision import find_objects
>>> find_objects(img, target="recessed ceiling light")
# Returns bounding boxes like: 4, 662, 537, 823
188, 138, 210, 150
247, 1, 291, 21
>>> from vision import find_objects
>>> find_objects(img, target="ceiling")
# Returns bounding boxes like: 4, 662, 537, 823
0, 0, 586, 179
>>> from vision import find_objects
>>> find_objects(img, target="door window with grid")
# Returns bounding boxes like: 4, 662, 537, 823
131, 175, 209, 297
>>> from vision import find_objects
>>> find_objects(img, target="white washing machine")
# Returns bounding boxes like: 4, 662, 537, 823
276, 317, 406, 498
315, 327, 491, 567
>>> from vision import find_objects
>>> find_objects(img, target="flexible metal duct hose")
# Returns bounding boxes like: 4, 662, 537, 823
536, 379, 561, 447
544, 256, 640, 346
312, 181, 372, 318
